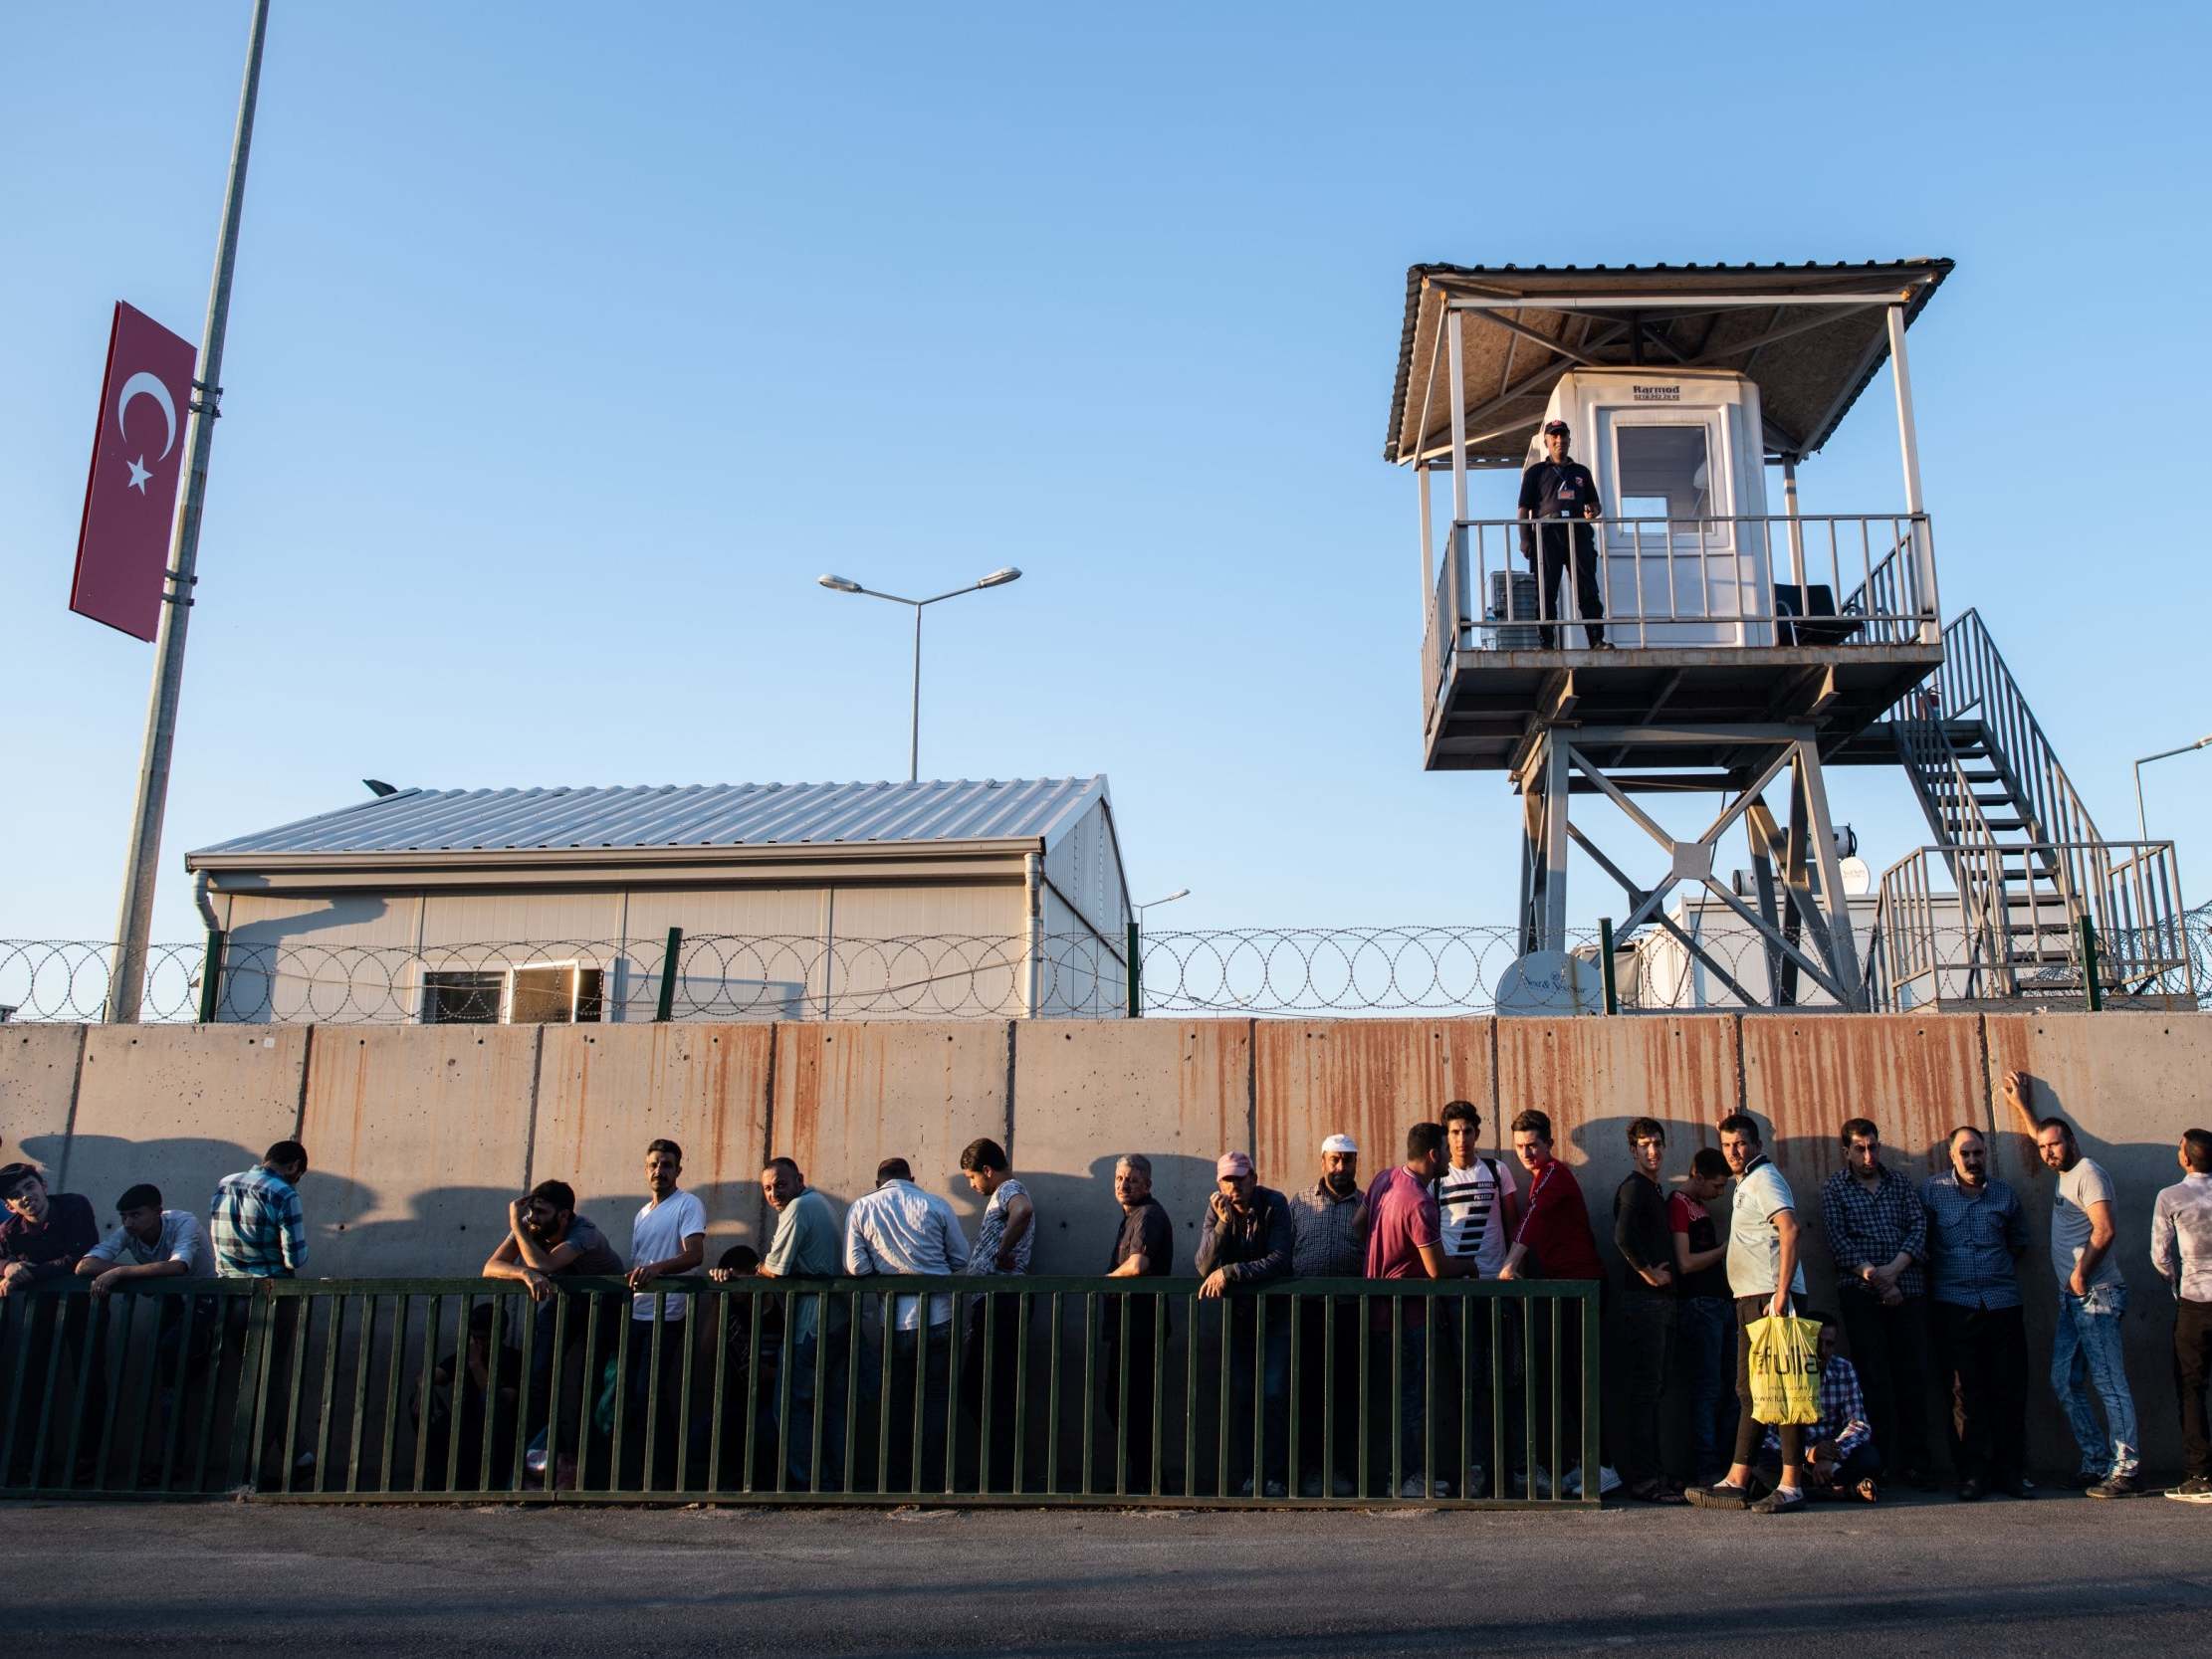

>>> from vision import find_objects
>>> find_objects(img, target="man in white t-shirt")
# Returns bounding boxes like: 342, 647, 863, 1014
625, 1138, 706, 1487
1689, 1113, 1810, 1515
2004, 1071, 2139, 1497
1435, 1100, 1521, 1495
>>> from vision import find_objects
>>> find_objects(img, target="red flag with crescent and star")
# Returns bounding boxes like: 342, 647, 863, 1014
70, 301, 201, 642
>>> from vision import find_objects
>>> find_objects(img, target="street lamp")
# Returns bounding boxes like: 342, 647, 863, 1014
1124, 890, 1190, 1020
816, 567, 1023, 781
2133, 734, 2212, 840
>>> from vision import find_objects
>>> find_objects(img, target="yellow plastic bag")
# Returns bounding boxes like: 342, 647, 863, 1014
1746, 1313, 1823, 1426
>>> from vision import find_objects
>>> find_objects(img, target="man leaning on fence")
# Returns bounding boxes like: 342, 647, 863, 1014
483, 1178, 623, 1490
625, 1140, 707, 1488
959, 1137, 1033, 1491
1289, 1133, 1365, 1497
210, 1141, 312, 1488
1102, 1154, 1174, 1490
1366, 1122, 1464, 1499
1688, 1113, 1809, 1515
845, 1155, 970, 1493
77, 1182, 215, 1478
0, 1162, 100, 1485
1196, 1149, 1293, 1498
1821, 1117, 1935, 1491
754, 1156, 845, 1490
1498, 1109, 1608, 1499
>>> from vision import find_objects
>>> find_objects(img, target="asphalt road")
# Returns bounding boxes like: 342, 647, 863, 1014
7, 1492, 2209, 1656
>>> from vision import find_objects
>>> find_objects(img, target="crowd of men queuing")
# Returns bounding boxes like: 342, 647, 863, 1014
2, 1070, 2209, 1508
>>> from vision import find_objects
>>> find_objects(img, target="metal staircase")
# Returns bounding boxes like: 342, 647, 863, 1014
1865, 609, 2192, 1007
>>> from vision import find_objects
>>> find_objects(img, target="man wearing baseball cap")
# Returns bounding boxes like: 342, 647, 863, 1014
1289, 1134, 1367, 1495
1517, 418, 1609, 649
1196, 1149, 1293, 1496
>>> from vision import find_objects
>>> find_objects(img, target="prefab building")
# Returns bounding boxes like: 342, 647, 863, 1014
182, 776, 1130, 1023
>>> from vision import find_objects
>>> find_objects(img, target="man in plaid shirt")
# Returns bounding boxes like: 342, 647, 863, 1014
210, 1141, 312, 1487
1759, 1317, 1880, 1501
210, 1141, 309, 1278
1822, 1119, 1934, 1489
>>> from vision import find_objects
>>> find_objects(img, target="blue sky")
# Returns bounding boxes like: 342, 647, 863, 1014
3, 1, 2207, 946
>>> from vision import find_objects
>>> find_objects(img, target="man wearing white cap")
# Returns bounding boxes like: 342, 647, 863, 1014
1196, 1149, 1294, 1496
1289, 1134, 1368, 1496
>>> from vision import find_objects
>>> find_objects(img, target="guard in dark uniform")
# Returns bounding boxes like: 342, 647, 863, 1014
1517, 418, 1608, 649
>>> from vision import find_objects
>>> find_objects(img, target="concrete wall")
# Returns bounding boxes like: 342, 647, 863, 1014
8, 1011, 2211, 1477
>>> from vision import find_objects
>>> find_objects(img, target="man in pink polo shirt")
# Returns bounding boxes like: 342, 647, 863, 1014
1365, 1122, 1470, 1498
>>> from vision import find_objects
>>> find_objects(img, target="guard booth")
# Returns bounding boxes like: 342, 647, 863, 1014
1388, 261, 1952, 1009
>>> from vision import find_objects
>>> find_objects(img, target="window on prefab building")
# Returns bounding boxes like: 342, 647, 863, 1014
418, 965, 603, 1024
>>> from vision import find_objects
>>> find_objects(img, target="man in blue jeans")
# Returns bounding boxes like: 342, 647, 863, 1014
2004, 1072, 2140, 1498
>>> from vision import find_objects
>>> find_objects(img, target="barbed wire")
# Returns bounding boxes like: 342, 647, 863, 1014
5, 917, 2204, 1025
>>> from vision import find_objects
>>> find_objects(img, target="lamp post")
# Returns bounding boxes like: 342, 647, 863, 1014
1126, 888, 1190, 1019
2133, 734, 2212, 840
816, 567, 1021, 782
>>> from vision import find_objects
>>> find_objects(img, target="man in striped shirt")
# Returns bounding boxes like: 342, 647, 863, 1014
210, 1141, 311, 1487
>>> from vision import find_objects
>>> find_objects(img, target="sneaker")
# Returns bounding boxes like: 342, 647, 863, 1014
1527, 1464, 1554, 1499
1750, 1485, 1808, 1515
1597, 1464, 1624, 1496
1398, 1475, 1452, 1499
2088, 1472, 2142, 1500
2163, 1476, 2212, 1503
1559, 1466, 1583, 1499
1463, 1462, 1489, 1499
1237, 1477, 1254, 1498
1685, 1481, 1750, 1510
1262, 1479, 1286, 1499
2066, 1468, 2106, 1490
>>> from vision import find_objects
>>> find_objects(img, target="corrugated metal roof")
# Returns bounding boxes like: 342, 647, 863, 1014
187, 777, 1110, 860
1384, 258, 1952, 466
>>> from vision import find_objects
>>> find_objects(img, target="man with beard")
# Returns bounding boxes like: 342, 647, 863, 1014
1287, 1134, 1366, 1496
485, 1178, 624, 1489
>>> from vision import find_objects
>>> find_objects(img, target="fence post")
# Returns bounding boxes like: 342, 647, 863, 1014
197, 929, 227, 1023
1598, 918, 1618, 1015
1126, 920, 1142, 1018
655, 928, 682, 1022
2080, 916, 2102, 1012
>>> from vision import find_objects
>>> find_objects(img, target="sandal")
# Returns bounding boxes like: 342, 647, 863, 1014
1855, 1477, 1880, 1503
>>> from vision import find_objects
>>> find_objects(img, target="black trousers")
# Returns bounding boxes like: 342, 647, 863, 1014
1838, 1290, 1933, 1476
1732, 1296, 1803, 1470
961, 1291, 1024, 1492
1529, 522, 1605, 648
1933, 1302, 2028, 1484
2176, 1297, 2212, 1481
1617, 1288, 1673, 1485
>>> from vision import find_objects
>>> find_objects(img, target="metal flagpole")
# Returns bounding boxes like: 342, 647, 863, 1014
108, 0, 272, 1023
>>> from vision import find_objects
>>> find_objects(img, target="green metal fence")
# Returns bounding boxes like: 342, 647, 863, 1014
0, 1276, 1600, 1509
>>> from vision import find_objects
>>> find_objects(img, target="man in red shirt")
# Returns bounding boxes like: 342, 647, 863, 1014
1497, 1109, 1610, 1498
1365, 1122, 1469, 1499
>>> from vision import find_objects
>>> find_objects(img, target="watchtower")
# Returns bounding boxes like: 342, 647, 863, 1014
1389, 259, 2193, 1012
1393, 261, 1954, 1007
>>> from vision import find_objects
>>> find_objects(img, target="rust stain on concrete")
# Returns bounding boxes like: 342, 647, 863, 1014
1253, 1019, 1490, 1178
1742, 1014, 1983, 1182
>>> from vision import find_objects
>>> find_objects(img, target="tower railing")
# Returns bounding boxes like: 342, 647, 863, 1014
1426, 513, 1937, 710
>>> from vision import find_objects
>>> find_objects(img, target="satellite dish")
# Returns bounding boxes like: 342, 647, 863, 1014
1497, 949, 1605, 1017
1840, 856, 1872, 897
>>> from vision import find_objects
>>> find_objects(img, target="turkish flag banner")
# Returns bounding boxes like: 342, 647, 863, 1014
70, 302, 200, 642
